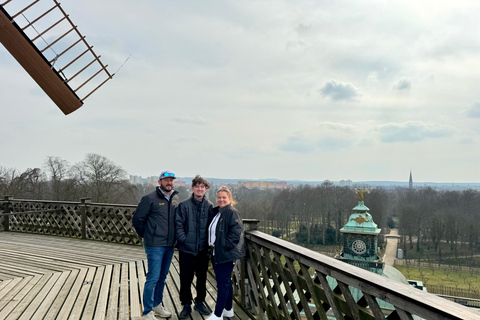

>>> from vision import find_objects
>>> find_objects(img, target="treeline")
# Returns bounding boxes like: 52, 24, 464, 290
233, 183, 393, 246
0, 154, 143, 204
396, 187, 480, 260
2, 154, 480, 260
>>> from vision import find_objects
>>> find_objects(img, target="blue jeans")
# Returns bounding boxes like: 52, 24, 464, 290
212, 259, 235, 317
143, 246, 174, 315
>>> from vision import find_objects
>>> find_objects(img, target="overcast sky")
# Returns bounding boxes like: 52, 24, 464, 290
1, 0, 479, 183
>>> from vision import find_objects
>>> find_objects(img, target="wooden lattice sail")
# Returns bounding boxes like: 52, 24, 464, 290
0, 0, 114, 115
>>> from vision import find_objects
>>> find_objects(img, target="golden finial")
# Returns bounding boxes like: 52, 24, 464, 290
355, 189, 370, 201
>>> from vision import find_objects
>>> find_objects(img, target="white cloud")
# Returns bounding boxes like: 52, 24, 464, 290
319, 80, 361, 101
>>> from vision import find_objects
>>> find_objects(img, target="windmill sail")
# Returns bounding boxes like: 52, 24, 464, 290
0, 0, 114, 114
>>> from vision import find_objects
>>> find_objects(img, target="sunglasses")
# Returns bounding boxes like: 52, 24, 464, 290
162, 173, 175, 177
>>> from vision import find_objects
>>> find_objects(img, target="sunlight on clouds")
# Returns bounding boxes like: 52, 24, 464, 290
377, 121, 452, 143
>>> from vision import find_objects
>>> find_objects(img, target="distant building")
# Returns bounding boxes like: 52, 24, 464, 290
129, 175, 142, 185
146, 176, 158, 186
175, 180, 186, 187
409, 170, 413, 189
339, 179, 353, 187
237, 181, 293, 189
219, 182, 237, 188
129, 175, 186, 187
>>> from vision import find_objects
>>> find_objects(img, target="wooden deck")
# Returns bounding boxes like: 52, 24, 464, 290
0, 232, 251, 320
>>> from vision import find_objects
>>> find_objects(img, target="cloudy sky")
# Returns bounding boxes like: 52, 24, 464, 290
1, 0, 479, 183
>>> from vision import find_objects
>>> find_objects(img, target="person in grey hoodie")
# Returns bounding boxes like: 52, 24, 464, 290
176, 175, 213, 318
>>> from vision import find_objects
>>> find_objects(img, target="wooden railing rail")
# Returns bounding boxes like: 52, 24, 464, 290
241, 226, 479, 320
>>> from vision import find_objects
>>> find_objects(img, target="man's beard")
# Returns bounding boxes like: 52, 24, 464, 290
160, 184, 172, 192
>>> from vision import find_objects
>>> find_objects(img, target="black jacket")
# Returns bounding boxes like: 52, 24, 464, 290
175, 194, 213, 255
132, 187, 179, 247
209, 204, 245, 264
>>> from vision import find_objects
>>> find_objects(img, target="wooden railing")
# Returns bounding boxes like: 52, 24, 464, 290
0, 196, 141, 245
241, 221, 479, 320
1, 197, 479, 319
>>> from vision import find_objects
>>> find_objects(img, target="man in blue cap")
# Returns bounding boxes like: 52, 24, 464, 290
133, 170, 179, 319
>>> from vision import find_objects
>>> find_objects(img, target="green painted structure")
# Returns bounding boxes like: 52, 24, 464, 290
329, 193, 410, 316
338, 200, 384, 273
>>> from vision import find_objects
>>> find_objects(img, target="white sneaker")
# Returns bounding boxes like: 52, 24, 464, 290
143, 311, 157, 320
222, 308, 234, 317
206, 313, 223, 320
153, 304, 172, 318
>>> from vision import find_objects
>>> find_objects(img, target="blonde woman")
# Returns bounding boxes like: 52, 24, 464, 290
207, 187, 245, 320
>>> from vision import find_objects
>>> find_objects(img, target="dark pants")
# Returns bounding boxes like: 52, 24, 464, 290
179, 249, 209, 305
212, 259, 235, 317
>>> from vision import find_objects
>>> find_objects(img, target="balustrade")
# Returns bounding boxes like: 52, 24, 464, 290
1, 197, 478, 319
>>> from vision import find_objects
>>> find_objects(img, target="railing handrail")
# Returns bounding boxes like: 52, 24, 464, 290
246, 230, 479, 320
1, 198, 137, 208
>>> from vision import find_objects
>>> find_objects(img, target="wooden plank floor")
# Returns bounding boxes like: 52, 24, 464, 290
0, 232, 252, 320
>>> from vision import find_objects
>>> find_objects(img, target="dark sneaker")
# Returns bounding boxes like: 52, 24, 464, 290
194, 301, 210, 315
179, 304, 191, 319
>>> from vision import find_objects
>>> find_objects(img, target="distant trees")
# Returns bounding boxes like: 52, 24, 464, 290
396, 187, 480, 262
1, 153, 136, 204
3, 156, 480, 261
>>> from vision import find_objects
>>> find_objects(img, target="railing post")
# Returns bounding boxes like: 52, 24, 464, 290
241, 219, 260, 308
243, 219, 259, 231
80, 198, 91, 239
2, 196, 13, 232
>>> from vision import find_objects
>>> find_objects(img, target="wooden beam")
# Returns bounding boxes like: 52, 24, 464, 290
0, 6, 83, 115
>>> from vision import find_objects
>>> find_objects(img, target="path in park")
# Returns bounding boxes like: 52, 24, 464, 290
384, 228, 401, 266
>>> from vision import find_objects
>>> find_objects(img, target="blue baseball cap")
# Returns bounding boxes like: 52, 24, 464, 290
159, 170, 176, 180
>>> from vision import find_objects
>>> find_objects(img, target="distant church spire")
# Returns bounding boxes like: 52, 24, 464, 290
409, 169, 413, 189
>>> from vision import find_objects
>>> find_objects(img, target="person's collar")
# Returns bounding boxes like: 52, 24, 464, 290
219, 204, 231, 212
192, 193, 204, 204
157, 186, 173, 198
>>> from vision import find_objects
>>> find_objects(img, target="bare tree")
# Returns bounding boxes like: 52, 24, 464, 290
430, 212, 445, 255
0, 167, 19, 196
71, 153, 128, 203
43, 156, 75, 200
366, 187, 390, 229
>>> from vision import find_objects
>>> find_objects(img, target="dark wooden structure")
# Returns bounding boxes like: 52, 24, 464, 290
0, 0, 113, 115
1, 196, 479, 319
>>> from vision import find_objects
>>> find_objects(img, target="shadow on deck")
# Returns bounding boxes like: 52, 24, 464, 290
0, 232, 251, 320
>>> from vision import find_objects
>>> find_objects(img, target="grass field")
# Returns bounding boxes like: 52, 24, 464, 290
395, 264, 480, 291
